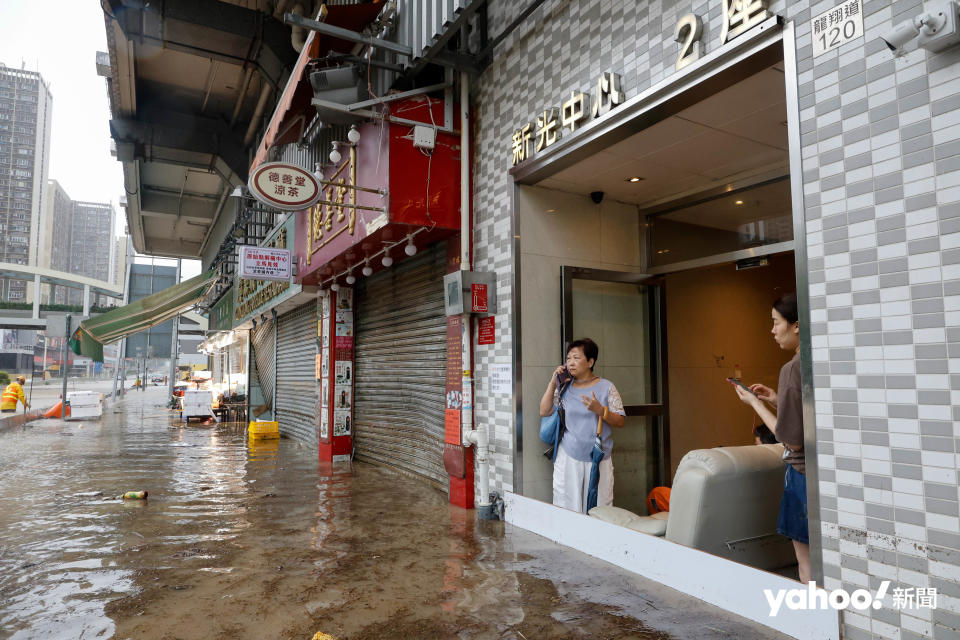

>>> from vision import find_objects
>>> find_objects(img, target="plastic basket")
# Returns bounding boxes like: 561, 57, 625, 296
248, 420, 279, 439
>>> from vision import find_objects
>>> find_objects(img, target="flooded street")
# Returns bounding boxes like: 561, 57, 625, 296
0, 388, 785, 640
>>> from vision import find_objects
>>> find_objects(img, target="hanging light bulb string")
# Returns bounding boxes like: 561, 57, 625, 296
318, 225, 430, 290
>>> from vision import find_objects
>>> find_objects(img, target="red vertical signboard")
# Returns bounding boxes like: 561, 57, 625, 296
318, 288, 354, 463
444, 315, 462, 446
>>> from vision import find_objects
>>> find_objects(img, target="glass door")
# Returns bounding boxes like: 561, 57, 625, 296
561, 267, 667, 516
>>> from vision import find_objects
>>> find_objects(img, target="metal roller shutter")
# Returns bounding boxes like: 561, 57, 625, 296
252, 317, 275, 411
276, 302, 318, 444
229, 340, 245, 375
354, 244, 447, 487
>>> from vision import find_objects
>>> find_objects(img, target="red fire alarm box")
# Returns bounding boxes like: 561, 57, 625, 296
442, 271, 497, 316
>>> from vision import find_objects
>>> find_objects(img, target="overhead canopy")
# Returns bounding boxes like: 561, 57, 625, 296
71, 271, 218, 362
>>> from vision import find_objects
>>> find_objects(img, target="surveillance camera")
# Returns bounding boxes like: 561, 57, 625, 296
880, 17, 921, 55
589, 191, 604, 204
882, 2, 960, 56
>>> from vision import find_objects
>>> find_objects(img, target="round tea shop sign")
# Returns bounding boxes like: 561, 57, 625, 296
248, 162, 321, 211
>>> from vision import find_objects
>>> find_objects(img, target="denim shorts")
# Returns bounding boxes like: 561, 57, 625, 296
777, 465, 809, 545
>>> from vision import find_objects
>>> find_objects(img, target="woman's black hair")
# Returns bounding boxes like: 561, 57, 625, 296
753, 423, 778, 445
566, 338, 599, 370
773, 292, 798, 325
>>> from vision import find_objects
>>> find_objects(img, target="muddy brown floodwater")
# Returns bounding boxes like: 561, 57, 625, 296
0, 388, 786, 640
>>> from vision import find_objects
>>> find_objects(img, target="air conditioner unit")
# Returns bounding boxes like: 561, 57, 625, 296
309, 65, 364, 124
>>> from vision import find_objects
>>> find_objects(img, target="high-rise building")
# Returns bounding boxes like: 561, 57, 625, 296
0, 63, 52, 302
44, 179, 117, 306
114, 235, 129, 288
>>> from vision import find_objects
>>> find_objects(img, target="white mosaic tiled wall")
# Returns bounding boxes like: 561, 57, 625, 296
470, 1, 960, 638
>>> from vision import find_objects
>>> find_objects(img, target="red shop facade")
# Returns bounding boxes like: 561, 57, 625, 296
287, 99, 474, 508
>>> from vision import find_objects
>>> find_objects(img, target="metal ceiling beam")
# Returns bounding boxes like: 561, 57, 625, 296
108, 0, 296, 90
110, 112, 249, 182
347, 82, 450, 111
140, 187, 221, 223
142, 237, 205, 258
283, 12, 413, 56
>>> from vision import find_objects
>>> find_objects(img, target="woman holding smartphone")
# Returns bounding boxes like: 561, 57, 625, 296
539, 338, 625, 513
733, 293, 809, 584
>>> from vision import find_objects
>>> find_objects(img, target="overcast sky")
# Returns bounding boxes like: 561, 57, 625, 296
0, 1, 200, 279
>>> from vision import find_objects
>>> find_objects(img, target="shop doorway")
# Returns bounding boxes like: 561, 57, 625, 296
511, 26, 815, 580
560, 267, 666, 515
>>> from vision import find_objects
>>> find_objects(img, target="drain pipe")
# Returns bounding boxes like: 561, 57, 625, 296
243, 79, 273, 148
457, 71, 493, 519
289, 3, 307, 52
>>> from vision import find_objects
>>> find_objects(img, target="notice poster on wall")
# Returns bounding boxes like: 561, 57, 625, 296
321, 348, 330, 378
322, 329, 330, 348
315, 353, 322, 378
490, 363, 512, 395
336, 310, 352, 324
334, 385, 352, 409
336, 289, 353, 311
334, 409, 351, 436
336, 323, 353, 337
320, 410, 329, 440
321, 378, 329, 408
335, 336, 353, 351
335, 361, 352, 385
478, 316, 495, 345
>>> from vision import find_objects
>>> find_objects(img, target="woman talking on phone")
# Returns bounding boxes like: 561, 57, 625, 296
733, 293, 810, 584
539, 338, 625, 513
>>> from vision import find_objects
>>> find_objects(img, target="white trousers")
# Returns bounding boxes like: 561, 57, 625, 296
552, 447, 614, 514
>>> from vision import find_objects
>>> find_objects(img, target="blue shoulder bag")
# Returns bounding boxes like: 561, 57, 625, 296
539, 380, 570, 462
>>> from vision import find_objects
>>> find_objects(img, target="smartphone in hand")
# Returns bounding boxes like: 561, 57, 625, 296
726, 377, 756, 396
556, 366, 572, 387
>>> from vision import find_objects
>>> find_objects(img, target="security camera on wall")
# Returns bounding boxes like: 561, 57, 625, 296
590, 191, 604, 204
881, 0, 960, 56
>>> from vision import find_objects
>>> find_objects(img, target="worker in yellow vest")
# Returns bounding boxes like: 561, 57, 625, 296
1, 376, 29, 413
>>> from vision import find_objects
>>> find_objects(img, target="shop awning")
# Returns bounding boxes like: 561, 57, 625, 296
70, 271, 218, 362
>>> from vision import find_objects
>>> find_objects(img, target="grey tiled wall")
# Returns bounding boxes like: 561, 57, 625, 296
800, 0, 960, 638
471, 1, 959, 638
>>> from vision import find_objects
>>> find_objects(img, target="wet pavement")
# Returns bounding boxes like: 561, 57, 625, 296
0, 388, 788, 640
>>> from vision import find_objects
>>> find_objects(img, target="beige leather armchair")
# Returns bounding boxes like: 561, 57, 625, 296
590, 444, 797, 571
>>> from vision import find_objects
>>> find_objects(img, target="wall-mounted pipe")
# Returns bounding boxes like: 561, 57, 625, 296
229, 66, 255, 128
290, 3, 307, 52
456, 71, 493, 518
243, 79, 273, 147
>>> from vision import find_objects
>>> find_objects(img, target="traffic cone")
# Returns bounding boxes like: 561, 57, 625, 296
44, 402, 70, 418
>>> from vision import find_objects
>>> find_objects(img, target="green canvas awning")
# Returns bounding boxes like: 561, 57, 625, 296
70, 270, 218, 362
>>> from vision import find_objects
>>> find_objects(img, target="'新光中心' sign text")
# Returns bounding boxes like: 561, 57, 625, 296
510, 0, 772, 166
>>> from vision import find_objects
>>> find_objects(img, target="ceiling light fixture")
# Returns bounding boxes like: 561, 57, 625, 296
735, 200, 744, 205
345, 270, 356, 285
625, 176, 643, 183
330, 281, 340, 292
347, 125, 361, 144
381, 251, 393, 267
404, 235, 417, 256
329, 142, 341, 164
361, 259, 373, 277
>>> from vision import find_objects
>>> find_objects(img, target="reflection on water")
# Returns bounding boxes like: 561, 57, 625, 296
0, 390, 315, 639
0, 389, 776, 640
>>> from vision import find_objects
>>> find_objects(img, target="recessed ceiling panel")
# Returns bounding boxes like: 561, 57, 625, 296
534, 64, 789, 206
